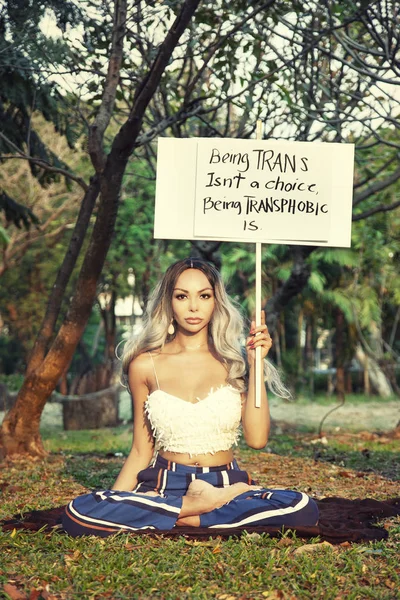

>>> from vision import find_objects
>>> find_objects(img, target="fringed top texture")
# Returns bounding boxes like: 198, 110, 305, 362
145, 385, 242, 456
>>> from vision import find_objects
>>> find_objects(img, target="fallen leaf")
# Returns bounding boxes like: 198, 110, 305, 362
310, 436, 328, 445
293, 541, 334, 555
359, 432, 377, 441
243, 532, 262, 542
277, 537, 294, 547
337, 471, 356, 478
124, 543, 143, 551
184, 540, 215, 547
357, 547, 383, 555
3, 583, 27, 600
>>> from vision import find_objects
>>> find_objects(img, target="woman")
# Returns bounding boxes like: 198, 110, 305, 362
63, 258, 318, 536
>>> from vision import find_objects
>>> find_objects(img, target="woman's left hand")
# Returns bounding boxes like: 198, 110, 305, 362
246, 310, 272, 364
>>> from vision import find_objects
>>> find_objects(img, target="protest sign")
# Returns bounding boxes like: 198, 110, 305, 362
154, 135, 354, 406
155, 137, 354, 247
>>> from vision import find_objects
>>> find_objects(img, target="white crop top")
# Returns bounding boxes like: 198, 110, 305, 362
144, 354, 242, 456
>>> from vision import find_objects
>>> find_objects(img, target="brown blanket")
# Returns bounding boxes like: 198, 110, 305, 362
2, 497, 399, 543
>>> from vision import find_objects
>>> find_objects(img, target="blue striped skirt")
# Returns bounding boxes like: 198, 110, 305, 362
63, 454, 318, 537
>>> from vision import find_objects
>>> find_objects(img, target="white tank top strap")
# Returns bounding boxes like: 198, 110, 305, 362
147, 352, 160, 390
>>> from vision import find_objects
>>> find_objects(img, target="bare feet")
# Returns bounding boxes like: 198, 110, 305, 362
186, 479, 261, 511
176, 480, 261, 526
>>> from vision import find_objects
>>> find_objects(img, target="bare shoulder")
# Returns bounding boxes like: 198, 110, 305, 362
128, 352, 154, 383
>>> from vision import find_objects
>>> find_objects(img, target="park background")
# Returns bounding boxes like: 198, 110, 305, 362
0, 1, 399, 599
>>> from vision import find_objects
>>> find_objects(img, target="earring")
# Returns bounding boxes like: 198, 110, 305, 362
167, 320, 175, 335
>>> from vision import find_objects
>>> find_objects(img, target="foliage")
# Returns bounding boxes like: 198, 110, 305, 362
102, 159, 191, 308
0, 237, 71, 357
2, 0, 400, 460
0, 0, 84, 225
222, 243, 290, 316
0, 116, 91, 367
0, 337, 25, 377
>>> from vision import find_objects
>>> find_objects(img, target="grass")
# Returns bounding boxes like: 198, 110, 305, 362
0, 424, 399, 599
294, 393, 400, 406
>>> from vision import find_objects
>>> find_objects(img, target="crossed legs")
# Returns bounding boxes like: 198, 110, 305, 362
175, 479, 261, 526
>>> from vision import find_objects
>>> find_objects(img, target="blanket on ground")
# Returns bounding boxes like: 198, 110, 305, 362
1, 497, 399, 543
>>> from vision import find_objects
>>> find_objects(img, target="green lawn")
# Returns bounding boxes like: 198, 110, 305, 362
0, 425, 399, 600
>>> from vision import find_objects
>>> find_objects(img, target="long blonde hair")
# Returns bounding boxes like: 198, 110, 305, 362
121, 258, 289, 396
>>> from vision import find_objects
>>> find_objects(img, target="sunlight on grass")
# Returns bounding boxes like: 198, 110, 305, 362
1, 425, 399, 599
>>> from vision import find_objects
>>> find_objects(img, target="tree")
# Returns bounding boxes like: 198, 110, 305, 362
2, 0, 400, 457
97, 160, 191, 361
0, 0, 84, 226
0, 0, 209, 457
261, 0, 400, 330
124, 0, 400, 331
0, 117, 84, 279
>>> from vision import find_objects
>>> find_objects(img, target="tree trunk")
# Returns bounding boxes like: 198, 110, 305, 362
266, 245, 315, 335
101, 289, 117, 361
0, 0, 202, 458
363, 355, 370, 395
297, 308, 304, 380
305, 318, 314, 397
191, 241, 222, 269
0, 373, 56, 457
345, 371, 352, 394
273, 326, 282, 369
26, 178, 100, 376
355, 344, 393, 398
62, 385, 120, 430
335, 309, 345, 401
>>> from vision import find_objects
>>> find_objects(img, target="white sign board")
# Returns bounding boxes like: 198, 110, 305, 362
155, 137, 354, 247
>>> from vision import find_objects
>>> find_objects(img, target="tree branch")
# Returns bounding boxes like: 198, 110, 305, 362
352, 198, 400, 222
112, 0, 202, 157
0, 133, 88, 191
88, 0, 128, 172
26, 176, 100, 374
353, 165, 400, 207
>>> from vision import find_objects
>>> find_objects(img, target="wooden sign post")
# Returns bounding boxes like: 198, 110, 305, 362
154, 134, 354, 407
255, 120, 263, 408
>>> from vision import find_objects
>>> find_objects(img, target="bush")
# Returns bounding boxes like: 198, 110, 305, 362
0, 373, 24, 391
0, 335, 24, 375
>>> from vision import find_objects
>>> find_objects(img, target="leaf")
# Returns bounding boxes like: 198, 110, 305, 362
28, 590, 45, 600
310, 437, 329, 446
184, 540, 215, 547
3, 583, 28, 600
357, 547, 383, 555
243, 531, 262, 543
337, 470, 356, 478
0, 225, 10, 246
293, 541, 335, 555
